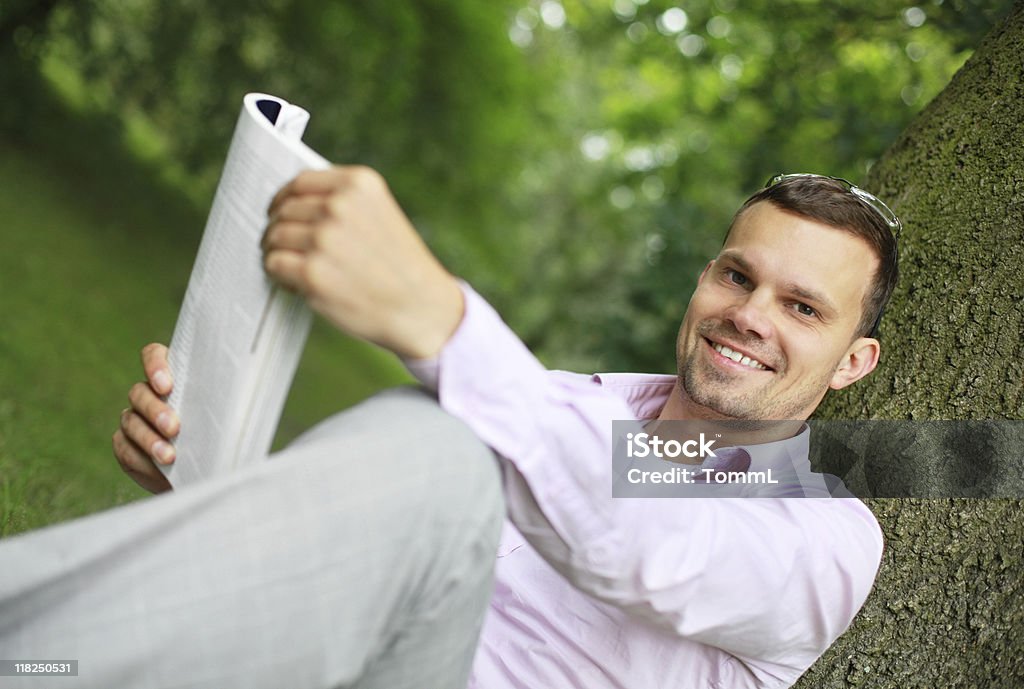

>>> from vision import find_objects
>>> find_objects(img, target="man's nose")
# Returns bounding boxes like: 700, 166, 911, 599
725, 289, 775, 340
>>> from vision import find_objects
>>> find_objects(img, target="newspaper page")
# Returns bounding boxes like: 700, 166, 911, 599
163, 93, 329, 487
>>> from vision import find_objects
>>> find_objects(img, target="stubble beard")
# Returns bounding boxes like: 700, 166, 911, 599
678, 324, 833, 422
680, 350, 765, 421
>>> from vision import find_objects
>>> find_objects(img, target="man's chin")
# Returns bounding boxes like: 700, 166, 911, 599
680, 372, 761, 420
689, 394, 758, 421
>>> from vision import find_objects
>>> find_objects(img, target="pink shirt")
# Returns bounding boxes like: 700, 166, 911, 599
407, 285, 884, 689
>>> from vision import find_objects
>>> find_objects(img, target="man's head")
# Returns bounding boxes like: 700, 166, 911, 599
736, 175, 900, 339
666, 174, 900, 423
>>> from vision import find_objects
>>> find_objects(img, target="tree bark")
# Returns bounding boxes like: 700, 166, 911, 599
801, 3, 1024, 687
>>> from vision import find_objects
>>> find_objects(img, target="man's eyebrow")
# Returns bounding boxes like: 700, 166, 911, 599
787, 283, 838, 316
718, 251, 755, 276
718, 250, 839, 316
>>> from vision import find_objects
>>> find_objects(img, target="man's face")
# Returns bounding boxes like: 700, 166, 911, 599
672, 201, 880, 422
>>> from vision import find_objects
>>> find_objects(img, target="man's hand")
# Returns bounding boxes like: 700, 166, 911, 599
262, 166, 464, 360
111, 343, 177, 494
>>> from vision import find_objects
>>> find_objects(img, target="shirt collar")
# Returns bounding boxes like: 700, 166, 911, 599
591, 372, 810, 469
590, 372, 677, 420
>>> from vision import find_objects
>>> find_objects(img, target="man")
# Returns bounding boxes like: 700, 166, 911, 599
2, 172, 896, 688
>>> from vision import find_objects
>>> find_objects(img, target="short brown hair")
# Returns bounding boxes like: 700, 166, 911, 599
728, 175, 899, 339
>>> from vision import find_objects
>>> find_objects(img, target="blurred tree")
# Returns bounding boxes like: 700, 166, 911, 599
0, 0, 59, 45
0, 0, 62, 128
8, 0, 544, 284
2, 0, 1014, 375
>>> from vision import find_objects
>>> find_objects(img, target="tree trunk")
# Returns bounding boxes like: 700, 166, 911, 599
801, 3, 1024, 687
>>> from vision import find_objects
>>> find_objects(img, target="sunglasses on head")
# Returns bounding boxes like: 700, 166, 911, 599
765, 173, 902, 238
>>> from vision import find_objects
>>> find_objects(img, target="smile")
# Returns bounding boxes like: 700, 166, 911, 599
706, 338, 771, 371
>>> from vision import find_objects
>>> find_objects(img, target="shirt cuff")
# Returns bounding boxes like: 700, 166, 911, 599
399, 280, 480, 392
402, 355, 440, 392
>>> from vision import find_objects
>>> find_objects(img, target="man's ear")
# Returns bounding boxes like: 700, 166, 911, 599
697, 260, 715, 285
830, 337, 880, 390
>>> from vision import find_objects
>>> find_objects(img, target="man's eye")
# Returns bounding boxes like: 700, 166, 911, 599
795, 303, 817, 317
727, 269, 747, 286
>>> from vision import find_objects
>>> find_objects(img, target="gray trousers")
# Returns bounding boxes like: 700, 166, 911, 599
0, 388, 504, 689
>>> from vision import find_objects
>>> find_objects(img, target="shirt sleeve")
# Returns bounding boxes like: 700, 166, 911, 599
425, 283, 885, 674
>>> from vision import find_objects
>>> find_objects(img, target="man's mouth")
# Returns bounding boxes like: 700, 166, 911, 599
705, 338, 772, 371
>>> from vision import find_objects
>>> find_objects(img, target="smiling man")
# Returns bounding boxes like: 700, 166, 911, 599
2, 173, 898, 689
665, 177, 897, 427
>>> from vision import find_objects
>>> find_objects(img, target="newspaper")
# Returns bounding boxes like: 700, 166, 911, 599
163, 93, 329, 487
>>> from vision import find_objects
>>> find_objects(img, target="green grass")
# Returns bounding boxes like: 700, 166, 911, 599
0, 80, 411, 537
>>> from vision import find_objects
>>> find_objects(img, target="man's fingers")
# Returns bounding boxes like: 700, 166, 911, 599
269, 196, 328, 224
120, 408, 176, 465
113, 343, 177, 494
268, 168, 349, 216
141, 342, 173, 395
262, 220, 319, 254
128, 381, 179, 438
112, 429, 173, 493
267, 165, 384, 216
264, 249, 315, 293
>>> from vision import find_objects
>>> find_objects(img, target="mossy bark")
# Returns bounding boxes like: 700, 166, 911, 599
799, 3, 1024, 687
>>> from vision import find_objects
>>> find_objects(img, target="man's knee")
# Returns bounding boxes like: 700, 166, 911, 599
276, 386, 503, 530
286, 388, 462, 446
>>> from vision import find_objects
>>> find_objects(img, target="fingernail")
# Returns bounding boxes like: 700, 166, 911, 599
153, 369, 172, 392
153, 441, 175, 464
157, 411, 175, 435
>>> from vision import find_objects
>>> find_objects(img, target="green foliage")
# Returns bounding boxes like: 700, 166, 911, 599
499, 0, 1012, 373
6, 0, 1010, 377
35, 0, 541, 248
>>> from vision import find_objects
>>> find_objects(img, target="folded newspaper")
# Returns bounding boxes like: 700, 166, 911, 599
162, 93, 330, 487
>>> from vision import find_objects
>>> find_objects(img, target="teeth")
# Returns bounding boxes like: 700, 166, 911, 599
712, 342, 768, 370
